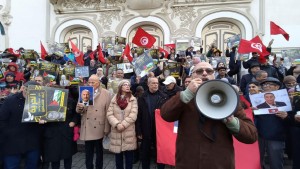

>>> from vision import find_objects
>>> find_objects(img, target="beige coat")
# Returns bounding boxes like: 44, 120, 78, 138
107, 95, 138, 153
76, 87, 111, 141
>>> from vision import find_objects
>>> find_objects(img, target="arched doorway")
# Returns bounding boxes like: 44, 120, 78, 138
202, 21, 241, 53
128, 25, 164, 48
63, 27, 93, 52
53, 19, 99, 49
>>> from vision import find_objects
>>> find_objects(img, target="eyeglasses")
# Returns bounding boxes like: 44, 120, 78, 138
193, 68, 214, 75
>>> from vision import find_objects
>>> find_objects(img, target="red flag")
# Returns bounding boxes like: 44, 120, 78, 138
270, 21, 289, 41
43, 71, 48, 77
40, 41, 48, 60
89, 51, 95, 60
98, 44, 106, 64
164, 43, 176, 49
122, 44, 133, 62
238, 36, 270, 56
159, 47, 169, 58
69, 40, 84, 66
132, 27, 156, 48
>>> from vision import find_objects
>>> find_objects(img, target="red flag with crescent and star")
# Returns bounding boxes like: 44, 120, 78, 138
132, 27, 156, 49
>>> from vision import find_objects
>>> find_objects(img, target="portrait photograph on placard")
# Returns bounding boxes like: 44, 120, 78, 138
78, 86, 94, 106
249, 89, 292, 115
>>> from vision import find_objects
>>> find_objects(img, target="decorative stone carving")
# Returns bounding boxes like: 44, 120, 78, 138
172, 6, 196, 28
0, 0, 12, 25
1, 11, 12, 25
98, 10, 120, 30
126, 0, 162, 10
61, 0, 101, 10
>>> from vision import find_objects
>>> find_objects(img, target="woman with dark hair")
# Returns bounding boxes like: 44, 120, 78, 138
107, 80, 138, 169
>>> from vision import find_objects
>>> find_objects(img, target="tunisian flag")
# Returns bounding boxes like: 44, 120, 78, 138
69, 40, 84, 66
159, 47, 169, 59
132, 27, 156, 48
164, 43, 176, 49
97, 43, 106, 64
270, 21, 289, 41
40, 41, 48, 60
156, 97, 261, 169
122, 44, 133, 62
238, 36, 270, 56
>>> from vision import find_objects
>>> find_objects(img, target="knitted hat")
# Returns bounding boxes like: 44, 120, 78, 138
283, 75, 296, 84
118, 79, 130, 87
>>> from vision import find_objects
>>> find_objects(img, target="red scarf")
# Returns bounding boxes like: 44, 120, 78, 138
117, 96, 128, 110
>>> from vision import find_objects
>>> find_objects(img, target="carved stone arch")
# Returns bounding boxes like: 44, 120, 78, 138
101, 31, 118, 38
194, 10, 257, 40
119, 16, 171, 44
53, 18, 99, 49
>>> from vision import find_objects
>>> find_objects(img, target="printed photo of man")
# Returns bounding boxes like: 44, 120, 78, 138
256, 92, 287, 109
79, 88, 93, 106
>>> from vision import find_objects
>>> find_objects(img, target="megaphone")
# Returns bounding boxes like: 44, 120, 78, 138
195, 80, 239, 119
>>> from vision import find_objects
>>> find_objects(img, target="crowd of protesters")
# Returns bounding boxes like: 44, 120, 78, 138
0, 41, 300, 169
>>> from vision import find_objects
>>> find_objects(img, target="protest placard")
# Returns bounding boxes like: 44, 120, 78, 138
133, 52, 156, 77
22, 85, 68, 122
249, 89, 292, 115
117, 63, 134, 74
75, 66, 89, 77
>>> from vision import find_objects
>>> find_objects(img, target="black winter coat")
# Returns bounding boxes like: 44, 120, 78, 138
0, 92, 43, 155
136, 90, 167, 140
43, 97, 80, 162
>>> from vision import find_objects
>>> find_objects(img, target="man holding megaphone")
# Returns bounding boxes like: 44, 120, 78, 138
161, 62, 258, 169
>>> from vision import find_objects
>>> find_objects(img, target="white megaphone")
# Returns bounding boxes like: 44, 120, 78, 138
195, 80, 239, 119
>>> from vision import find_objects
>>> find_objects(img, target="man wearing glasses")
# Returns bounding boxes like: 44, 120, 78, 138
160, 62, 258, 169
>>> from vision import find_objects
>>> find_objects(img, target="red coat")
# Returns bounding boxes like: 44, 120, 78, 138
161, 93, 258, 169
3, 62, 26, 82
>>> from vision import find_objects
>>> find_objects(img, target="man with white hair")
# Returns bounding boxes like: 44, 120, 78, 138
188, 57, 201, 76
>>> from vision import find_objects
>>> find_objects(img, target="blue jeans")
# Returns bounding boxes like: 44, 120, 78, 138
115, 151, 134, 169
3, 150, 40, 169
258, 137, 285, 169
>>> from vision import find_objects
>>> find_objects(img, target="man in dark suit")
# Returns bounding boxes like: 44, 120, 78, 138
257, 92, 286, 109
80, 89, 93, 105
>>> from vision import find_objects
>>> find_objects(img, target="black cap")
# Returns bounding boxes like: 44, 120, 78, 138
250, 62, 260, 69
23, 81, 40, 87
260, 77, 281, 86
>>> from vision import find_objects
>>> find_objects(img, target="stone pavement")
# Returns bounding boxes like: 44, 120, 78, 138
61, 152, 175, 169
55, 151, 292, 169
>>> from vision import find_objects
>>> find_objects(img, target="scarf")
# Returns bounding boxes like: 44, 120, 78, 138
117, 95, 128, 110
